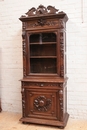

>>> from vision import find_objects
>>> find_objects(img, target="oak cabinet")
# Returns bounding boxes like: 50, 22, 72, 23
19, 5, 69, 128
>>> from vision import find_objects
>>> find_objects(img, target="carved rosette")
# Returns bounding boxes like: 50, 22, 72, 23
60, 32, 64, 77
22, 22, 26, 77
34, 96, 52, 111
21, 84, 26, 117
59, 90, 63, 121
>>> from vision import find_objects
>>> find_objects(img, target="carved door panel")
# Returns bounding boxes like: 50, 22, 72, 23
25, 88, 60, 120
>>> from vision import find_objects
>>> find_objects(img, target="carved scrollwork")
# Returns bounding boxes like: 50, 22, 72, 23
36, 5, 47, 15
47, 5, 59, 14
26, 7, 36, 16
34, 96, 52, 111
25, 5, 59, 17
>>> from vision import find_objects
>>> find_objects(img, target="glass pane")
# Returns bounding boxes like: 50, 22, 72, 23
42, 33, 56, 42
30, 34, 40, 43
30, 33, 56, 43
30, 44, 56, 56
29, 32, 57, 74
30, 58, 57, 73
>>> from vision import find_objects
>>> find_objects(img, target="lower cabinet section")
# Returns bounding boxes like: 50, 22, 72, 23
25, 89, 58, 120
20, 81, 69, 128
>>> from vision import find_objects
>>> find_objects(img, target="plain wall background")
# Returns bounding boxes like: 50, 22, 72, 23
0, 0, 87, 119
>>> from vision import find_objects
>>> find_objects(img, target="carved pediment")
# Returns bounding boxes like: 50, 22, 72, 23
25, 5, 59, 16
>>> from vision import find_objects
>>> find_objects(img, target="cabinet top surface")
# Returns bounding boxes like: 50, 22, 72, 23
20, 76, 68, 83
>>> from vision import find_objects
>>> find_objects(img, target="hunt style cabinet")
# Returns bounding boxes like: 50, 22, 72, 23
19, 5, 69, 128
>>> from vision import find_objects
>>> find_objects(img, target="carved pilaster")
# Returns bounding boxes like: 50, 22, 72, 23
60, 32, 64, 77
21, 83, 26, 117
22, 22, 26, 77
59, 89, 63, 121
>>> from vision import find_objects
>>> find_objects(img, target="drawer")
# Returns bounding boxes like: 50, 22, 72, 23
21, 81, 63, 89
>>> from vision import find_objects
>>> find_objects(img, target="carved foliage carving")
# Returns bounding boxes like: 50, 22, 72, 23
34, 96, 52, 112
21, 85, 25, 117
60, 32, 64, 77
26, 5, 59, 16
60, 32, 64, 58
22, 22, 26, 77
59, 89, 63, 121
27, 18, 61, 28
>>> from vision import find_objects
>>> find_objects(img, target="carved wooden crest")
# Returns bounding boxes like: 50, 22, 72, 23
26, 5, 59, 16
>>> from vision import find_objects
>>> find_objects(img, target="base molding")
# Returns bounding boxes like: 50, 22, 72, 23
20, 113, 69, 128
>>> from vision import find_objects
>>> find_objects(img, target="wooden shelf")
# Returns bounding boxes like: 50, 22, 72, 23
30, 42, 57, 45
30, 56, 57, 58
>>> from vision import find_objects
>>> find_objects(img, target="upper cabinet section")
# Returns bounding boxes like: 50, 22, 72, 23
19, 5, 68, 78
19, 5, 68, 30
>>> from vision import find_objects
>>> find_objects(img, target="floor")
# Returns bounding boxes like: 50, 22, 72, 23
0, 112, 87, 130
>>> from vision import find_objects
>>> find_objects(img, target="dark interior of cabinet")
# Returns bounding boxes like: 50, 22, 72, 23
30, 58, 57, 73
29, 32, 57, 74
30, 33, 56, 43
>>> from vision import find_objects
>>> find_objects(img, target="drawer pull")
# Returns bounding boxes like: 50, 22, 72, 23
40, 84, 44, 87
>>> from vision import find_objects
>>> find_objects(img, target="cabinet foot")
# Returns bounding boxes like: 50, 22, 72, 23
58, 126, 64, 129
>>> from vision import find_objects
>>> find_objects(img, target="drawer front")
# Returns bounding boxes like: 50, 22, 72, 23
22, 81, 63, 89
25, 88, 59, 120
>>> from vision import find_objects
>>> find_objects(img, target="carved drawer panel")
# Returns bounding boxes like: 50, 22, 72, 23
25, 88, 59, 120
22, 81, 63, 89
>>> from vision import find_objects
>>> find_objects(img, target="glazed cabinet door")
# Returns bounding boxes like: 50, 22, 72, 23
24, 88, 60, 120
